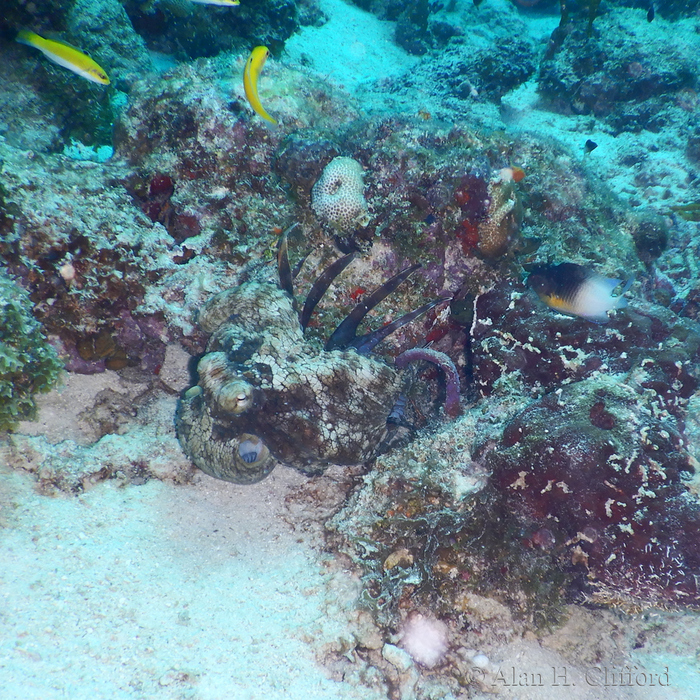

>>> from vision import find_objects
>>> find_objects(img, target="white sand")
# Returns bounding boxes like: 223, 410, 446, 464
284, 0, 418, 93
0, 465, 384, 700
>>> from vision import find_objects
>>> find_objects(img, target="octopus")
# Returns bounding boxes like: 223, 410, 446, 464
176, 229, 460, 484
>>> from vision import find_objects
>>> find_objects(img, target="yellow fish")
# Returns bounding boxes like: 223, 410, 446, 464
189, 0, 240, 4
16, 30, 109, 85
243, 46, 277, 124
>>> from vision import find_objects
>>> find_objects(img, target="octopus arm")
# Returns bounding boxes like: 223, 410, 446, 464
352, 297, 450, 354
325, 264, 421, 350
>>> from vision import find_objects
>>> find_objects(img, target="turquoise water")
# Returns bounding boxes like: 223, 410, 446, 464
1, 1, 700, 698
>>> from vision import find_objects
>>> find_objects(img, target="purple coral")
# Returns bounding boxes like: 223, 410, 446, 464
395, 347, 461, 417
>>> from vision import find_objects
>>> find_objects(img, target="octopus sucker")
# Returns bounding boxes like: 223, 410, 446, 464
176, 230, 459, 483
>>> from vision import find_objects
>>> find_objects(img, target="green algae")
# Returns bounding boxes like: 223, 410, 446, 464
0, 269, 63, 432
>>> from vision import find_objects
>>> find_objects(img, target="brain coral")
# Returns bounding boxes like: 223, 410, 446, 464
311, 156, 370, 232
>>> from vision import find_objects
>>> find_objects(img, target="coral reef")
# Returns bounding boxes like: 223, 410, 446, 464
539, 8, 700, 132
394, 34, 537, 103
470, 280, 698, 397
480, 373, 700, 610
311, 156, 370, 233
462, 281, 700, 610
2, 22, 697, 653
67, 0, 152, 87
330, 277, 700, 634
0, 139, 173, 378
0, 270, 63, 432
1, 0, 152, 148
0, 56, 359, 381
123, 0, 302, 61
0, 0, 306, 68
275, 115, 640, 321
2, 2, 700, 696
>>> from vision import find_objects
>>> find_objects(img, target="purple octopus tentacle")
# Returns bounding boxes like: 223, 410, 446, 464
394, 348, 461, 418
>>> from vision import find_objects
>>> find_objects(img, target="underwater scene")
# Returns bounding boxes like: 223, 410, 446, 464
2, 0, 700, 697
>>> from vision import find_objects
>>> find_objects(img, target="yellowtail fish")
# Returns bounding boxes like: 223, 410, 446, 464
529, 262, 631, 322
670, 202, 700, 222
243, 46, 277, 124
16, 30, 109, 85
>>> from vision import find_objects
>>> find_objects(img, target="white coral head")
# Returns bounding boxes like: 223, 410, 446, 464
311, 156, 370, 232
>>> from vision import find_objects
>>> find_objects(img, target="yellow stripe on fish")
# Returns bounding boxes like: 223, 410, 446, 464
529, 262, 631, 322
16, 30, 109, 85
189, 0, 240, 4
243, 46, 277, 124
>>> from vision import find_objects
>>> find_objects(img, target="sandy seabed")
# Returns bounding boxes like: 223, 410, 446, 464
1, 352, 698, 700
0, 459, 387, 700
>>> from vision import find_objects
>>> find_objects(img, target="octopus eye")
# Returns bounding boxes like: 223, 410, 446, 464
218, 380, 254, 414
239, 448, 258, 463
236, 434, 269, 466
239, 441, 262, 463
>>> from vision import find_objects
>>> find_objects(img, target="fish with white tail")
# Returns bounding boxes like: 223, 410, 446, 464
529, 262, 632, 322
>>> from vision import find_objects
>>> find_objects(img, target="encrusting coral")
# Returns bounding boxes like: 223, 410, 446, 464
311, 156, 370, 232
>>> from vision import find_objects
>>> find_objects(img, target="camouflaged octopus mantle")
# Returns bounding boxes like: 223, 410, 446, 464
176, 275, 403, 484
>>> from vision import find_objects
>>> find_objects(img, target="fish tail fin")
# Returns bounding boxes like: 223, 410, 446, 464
619, 276, 634, 295
16, 30, 41, 47
614, 277, 634, 310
